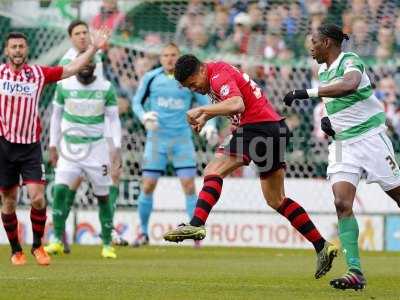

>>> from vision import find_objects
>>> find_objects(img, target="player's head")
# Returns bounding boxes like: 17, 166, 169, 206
4, 32, 28, 68
174, 54, 209, 94
310, 23, 349, 64
76, 54, 96, 84
68, 20, 90, 52
160, 43, 180, 75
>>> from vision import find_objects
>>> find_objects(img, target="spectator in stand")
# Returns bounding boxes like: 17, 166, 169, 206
266, 7, 283, 35
90, 0, 126, 33
375, 26, 394, 61
345, 18, 375, 58
185, 24, 212, 52
395, 15, 400, 53
220, 12, 252, 54
248, 2, 265, 33
263, 32, 286, 59
376, 76, 400, 135
175, 0, 212, 46
341, 0, 367, 34
209, 6, 233, 50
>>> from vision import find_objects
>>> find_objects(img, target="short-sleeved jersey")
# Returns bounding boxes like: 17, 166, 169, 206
0, 63, 63, 144
54, 76, 117, 144
318, 52, 385, 142
132, 67, 212, 134
206, 61, 282, 126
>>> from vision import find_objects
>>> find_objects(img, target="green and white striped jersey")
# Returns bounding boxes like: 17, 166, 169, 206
318, 52, 385, 142
53, 76, 117, 144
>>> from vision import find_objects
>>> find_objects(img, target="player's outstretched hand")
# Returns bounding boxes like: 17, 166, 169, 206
49, 146, 58, 168
283, 90, 310, 106
187, 107, 203, 126
91, 27, 111, 50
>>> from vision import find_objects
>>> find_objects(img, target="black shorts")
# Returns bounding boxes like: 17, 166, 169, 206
217, 120, 291, 178
0, 137, 45, 191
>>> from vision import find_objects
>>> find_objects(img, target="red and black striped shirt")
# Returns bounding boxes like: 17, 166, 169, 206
0, 63, 63, 144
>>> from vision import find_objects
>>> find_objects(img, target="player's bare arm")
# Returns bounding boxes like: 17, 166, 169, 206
194, 96, 245, 118
61, 28, 110, 79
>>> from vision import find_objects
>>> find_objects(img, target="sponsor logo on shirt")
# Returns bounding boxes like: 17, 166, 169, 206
0, 79, 37, 96
157, 97, 184, 110
220, 84, 230, 97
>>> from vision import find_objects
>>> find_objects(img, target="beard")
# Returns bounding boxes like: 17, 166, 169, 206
9, 55, 27, 67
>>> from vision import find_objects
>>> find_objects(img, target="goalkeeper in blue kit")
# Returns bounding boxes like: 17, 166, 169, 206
132, 43, 217, 246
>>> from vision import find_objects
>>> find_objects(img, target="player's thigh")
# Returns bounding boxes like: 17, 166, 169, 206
204, 152, 245, 178
327, 140, 363, 177
0, 139, 20, 191
171, 137, 196, 170
362, 132, 400, 191
142, 139, 168, 173
55, 155, 83, 188
83, 142, 112, 196
19, 142, 45, 185
248, 120, 290, 178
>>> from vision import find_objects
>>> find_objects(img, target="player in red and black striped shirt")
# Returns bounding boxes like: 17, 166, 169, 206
0, 30, 110, 265
164, 54, 338, 279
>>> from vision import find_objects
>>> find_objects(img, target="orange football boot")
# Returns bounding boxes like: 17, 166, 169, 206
32, 246, 51, 266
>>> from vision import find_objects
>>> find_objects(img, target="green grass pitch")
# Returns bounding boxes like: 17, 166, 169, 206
0, 245, 398, 300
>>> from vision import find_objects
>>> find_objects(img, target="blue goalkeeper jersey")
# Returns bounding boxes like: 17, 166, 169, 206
132, 67, 212, 136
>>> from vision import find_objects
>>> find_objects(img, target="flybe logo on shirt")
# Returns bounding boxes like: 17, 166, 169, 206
0, 79, 37, 96
157, 97, 184, 110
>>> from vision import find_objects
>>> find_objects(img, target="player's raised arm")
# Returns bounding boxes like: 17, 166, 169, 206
283, 71, 362, 106
105, 85, 122, 164
61, 28, 110, 79
48, 84, 65, 167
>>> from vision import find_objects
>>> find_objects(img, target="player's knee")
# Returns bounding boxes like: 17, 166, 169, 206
1, 193, 17, 212
204, 163, 224, 177
30, 193, 45, 209
181, 180, 195, 195
96, 195, 108, 204
266, 194, 284, 209
334, 197, 353, 217
142, 180, 157, 194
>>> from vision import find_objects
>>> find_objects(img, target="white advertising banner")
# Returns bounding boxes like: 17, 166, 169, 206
0, 210, 383, 250
153, 178, 400, 214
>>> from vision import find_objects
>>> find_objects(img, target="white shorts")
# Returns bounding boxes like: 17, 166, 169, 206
327, 132, 400, 191
55, 139, 111, 196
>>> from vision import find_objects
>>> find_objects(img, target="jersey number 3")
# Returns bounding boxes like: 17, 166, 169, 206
242, 73, 262, 99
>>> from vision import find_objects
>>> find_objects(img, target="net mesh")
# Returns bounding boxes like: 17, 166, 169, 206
0, 0, 399, 205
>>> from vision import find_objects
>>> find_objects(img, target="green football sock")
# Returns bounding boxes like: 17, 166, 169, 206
98, 197, 113, 246
65, 189, 76, 220
52, 184, 69, 241
109, 185, 119, 218
338, 216, 362, 271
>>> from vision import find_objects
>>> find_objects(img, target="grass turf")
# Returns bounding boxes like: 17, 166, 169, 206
0, 245, 398, 300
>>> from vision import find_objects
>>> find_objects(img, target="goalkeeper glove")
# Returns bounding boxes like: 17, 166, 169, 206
142, 111, 159, 131
200, 125, 219, 147
283, 90, 310, 106
321, 117, 336, 137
